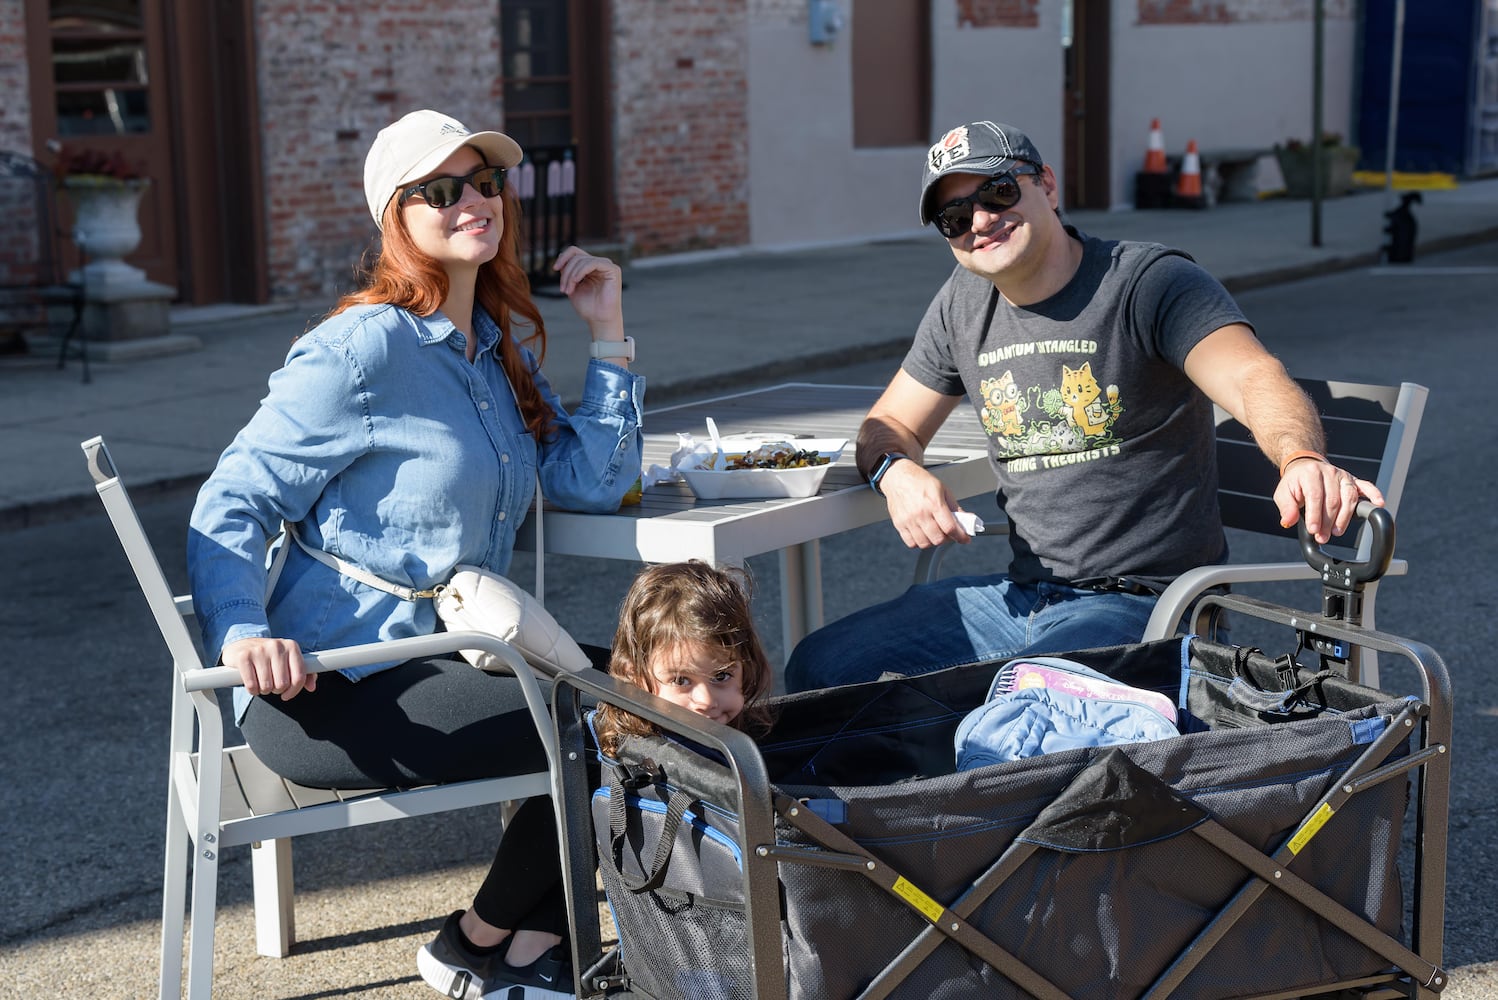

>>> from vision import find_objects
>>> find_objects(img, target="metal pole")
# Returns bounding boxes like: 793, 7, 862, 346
1312, 0, 1324, 246
1383, 0, 1407, 210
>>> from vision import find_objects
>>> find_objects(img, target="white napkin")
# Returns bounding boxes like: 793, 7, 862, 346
642, 433, 716, 489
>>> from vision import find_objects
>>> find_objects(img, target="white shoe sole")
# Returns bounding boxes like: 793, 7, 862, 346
416, 943, 486, 1000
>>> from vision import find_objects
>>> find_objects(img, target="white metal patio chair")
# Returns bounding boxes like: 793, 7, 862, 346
82, 436, 562, 1000
913, 378, 1428, 688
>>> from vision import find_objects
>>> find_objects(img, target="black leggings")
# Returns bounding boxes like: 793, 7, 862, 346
240, 650, 605, 936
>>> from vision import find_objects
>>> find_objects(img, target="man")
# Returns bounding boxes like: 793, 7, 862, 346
783, 120, 1380, 693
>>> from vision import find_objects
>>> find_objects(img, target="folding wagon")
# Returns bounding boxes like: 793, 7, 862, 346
552, 543, 1451, 999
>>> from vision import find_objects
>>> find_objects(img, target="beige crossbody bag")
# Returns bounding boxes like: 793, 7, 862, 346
266, 493, 589, 675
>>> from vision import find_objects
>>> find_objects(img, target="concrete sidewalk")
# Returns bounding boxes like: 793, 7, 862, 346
3, 178, 1496, 530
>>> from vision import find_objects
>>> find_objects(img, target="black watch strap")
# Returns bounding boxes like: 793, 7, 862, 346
869, 451, 910, 497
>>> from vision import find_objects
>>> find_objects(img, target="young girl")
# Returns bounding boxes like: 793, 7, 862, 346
596, 560, 776, 758
419, 561, 773, 1000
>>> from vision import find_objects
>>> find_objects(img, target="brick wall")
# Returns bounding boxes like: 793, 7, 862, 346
611, 0, 750, 256
253, 1, 503, 301
0, 0, 38, 285
1138, 0, 1353, 25
957, 0, 1041, 29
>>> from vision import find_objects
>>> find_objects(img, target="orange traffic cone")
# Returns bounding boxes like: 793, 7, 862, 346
1176, 139, 1203, 199
1143, 118, 1167, 174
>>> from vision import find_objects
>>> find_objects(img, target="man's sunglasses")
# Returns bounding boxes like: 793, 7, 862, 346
399, 165, 507, 210
932, 164, 1041, 239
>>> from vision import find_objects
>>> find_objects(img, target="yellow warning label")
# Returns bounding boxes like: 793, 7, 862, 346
891, 876, 945, 924
1288, 803, 1335, 855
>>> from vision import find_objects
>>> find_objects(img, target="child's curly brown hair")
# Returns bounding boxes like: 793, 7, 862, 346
594, 560, 774, 757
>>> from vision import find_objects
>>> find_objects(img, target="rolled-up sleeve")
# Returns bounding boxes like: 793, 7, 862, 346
533, 355, 646, 512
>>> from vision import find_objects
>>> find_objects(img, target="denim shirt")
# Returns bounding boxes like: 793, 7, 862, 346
187, 302, 645, 716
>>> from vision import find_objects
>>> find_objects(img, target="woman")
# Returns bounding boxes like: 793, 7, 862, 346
187, 109, 642, 997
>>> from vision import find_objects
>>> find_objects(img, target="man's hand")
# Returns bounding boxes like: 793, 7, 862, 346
1274, 457, 1385, 545
222, 636, 315, 701
878, 458, 976, 549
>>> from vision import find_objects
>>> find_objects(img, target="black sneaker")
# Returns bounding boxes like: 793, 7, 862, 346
417, 910, 505, 1000
416, 912, 576, 1000
483, 944, 576, 1000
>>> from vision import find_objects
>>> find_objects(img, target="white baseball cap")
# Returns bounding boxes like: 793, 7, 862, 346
363, 109, 523, 228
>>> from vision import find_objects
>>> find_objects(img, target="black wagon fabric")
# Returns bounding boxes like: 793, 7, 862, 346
593, 637, 1414, 1000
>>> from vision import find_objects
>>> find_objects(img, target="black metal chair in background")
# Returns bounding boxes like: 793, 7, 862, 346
0, 150, 87, 382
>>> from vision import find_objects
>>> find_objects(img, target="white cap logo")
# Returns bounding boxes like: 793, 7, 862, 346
929, 126, 971, 173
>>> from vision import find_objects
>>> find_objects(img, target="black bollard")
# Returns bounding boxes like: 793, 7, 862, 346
1383, 191, 1422, 264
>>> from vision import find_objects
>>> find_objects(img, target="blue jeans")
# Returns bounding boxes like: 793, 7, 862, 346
784, 574, 1159, 693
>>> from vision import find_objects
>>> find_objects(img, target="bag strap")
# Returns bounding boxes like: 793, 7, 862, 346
285, 522, 441, 601
533, 472, 545, 604
609, 766, 693, 894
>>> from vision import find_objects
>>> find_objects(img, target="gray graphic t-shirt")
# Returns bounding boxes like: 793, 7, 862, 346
904, 230, 1248, 588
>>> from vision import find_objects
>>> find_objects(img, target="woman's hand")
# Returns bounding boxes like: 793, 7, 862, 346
222, 636, 316, 701
553, 246, 625, 341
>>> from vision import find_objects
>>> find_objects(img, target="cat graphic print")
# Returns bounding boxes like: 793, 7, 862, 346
978, 359, 1121, 460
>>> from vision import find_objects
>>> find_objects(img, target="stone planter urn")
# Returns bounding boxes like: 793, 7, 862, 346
62, 176, 151, 290
1273, 143, 1361, 199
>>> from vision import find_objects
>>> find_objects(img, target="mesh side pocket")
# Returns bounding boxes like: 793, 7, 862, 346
593, 785, 757, 1000
597, 860, 753, 1000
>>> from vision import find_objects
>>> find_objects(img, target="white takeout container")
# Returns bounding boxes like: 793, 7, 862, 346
679, 438, 848, 500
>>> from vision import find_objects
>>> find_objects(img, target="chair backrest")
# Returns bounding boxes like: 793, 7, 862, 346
1213, 378, 1427, 559
82, 437, 205, 671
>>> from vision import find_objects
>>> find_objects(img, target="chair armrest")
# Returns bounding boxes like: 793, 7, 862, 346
912, 519, 1011, 585
1143, 557, 1408, 641
183, 630, 546, 690
185, 630, 564, 773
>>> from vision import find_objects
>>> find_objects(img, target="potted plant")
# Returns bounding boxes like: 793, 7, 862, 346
1273, 132, 1361, 199
49, 141, 151, 286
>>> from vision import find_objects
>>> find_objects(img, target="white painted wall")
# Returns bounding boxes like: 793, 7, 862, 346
745, 2, 1358, 241
746, 0, 1061, 248
929, 0, 1064, 184
1108, 9, 1358, 209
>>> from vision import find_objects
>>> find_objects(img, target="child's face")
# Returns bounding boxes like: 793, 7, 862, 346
647, 643, 745, 726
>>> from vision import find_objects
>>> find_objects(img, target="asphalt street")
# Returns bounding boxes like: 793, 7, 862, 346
3, 242, 1496, 997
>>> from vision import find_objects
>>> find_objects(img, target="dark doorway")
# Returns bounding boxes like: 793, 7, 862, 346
1062, 0, 1111, 210
27, 0, 181, 291
26, 0, 267, 303
852, 0, 930, 149
501, 0, 613, 241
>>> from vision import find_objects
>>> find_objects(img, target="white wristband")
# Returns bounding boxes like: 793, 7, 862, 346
589, 336, 635, 362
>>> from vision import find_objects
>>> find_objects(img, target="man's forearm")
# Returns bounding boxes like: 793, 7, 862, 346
1239, 362, 1327, 470
856, 415, 927, 480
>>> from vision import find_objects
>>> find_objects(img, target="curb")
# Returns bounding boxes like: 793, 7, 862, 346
1220, 225, 1498, 293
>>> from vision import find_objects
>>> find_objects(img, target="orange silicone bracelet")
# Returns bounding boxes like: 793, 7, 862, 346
1278, 449, 1326, 477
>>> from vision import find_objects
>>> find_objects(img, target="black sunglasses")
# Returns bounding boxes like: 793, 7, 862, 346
399, 165, 507, 210
932, 164, 1041, 239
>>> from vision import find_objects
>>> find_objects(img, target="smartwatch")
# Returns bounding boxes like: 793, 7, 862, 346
868, 451, 910, 497
589, 336, 635, 362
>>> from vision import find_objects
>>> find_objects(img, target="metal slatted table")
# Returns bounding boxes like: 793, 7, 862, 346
520, 382, 992, 656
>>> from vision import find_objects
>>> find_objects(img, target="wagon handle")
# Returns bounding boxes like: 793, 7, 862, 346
1298, 499, 1395, 587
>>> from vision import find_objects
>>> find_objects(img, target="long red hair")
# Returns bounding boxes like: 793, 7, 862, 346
330, 176, 556, 440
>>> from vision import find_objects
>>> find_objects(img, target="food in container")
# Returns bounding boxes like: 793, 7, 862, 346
679, 438, 847, 499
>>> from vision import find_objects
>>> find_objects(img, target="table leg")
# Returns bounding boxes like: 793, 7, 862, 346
778, 540, 824, 656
